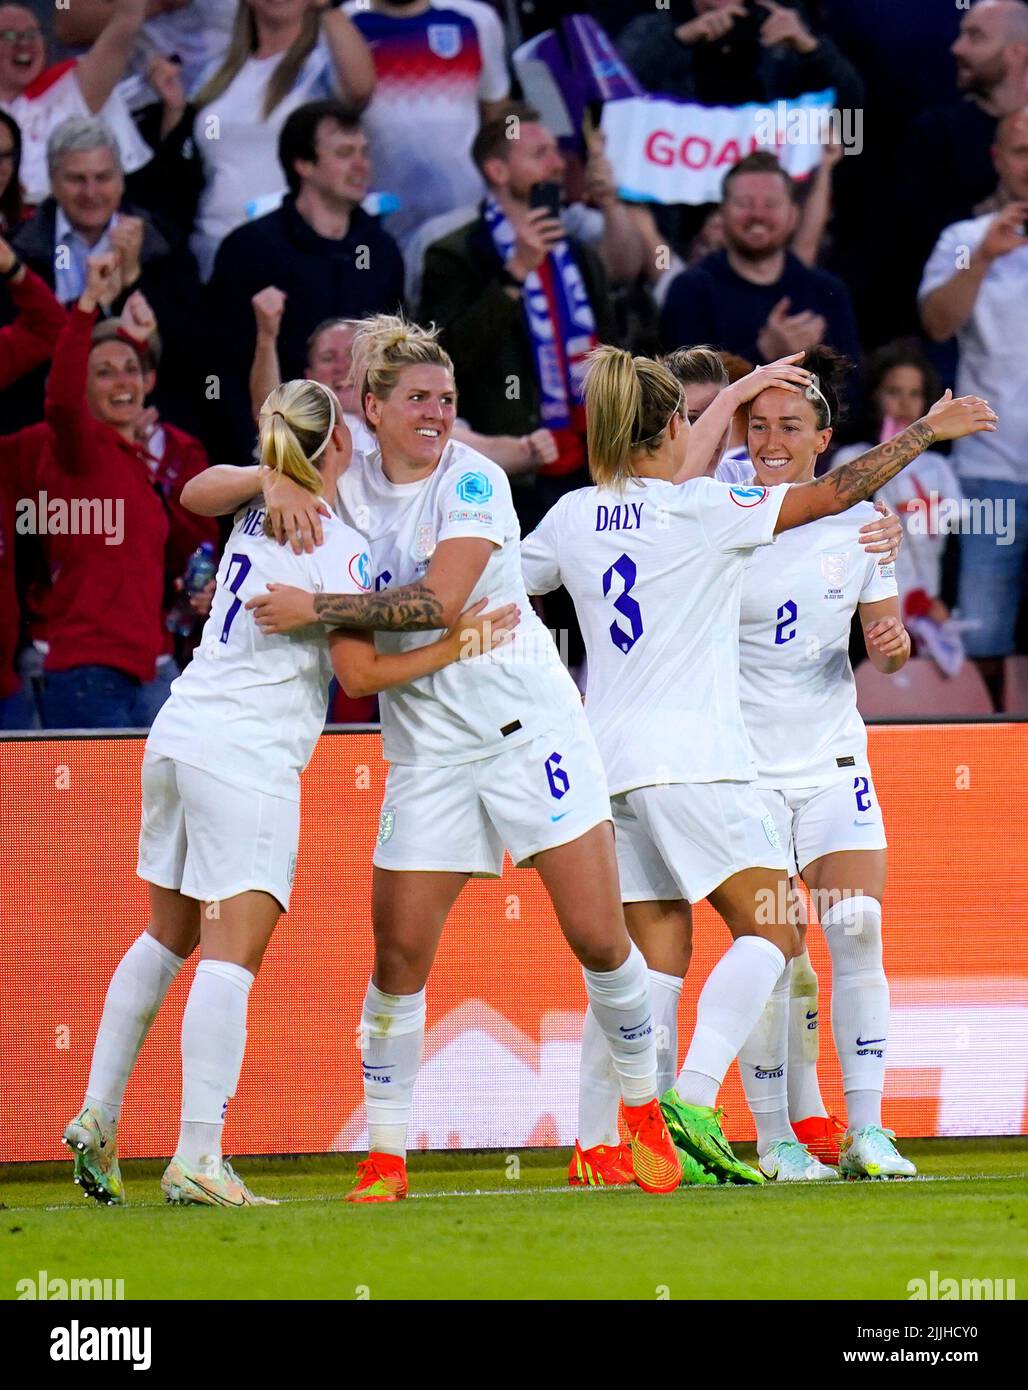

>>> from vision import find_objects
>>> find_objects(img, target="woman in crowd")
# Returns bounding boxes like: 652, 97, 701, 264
64, 374, 517, 1206
519, 346, 995, 1186
0, 108, 24, 233
833, 342, 964, 671
184, 314, 685, 1204
190, 0, 375, 278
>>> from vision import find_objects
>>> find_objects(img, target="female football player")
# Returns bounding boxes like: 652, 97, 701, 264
732, 348, 935, 1180
181, 316, 686, 1203
63, 378, 517, 1208
519, 346, 996, 1186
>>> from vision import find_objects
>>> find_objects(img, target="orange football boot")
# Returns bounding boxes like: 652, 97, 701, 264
623, 1098, 682, 1193
792, 1114, 846, 1165
345, 1151, 408, 1204
567, 1140, 635, 1187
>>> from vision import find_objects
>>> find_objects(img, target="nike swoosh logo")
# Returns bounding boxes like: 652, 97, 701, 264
551, 811, 570, 822
182, 1175, 247, 1207
853, 819, 875, 827
805, 1010, 817, 1020
856, 1036, 886, 1047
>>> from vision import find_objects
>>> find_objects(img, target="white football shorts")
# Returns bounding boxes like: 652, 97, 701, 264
755, 771, 887, 876
372, 709, 612, 874
613, 780, 789, 904
137, 752, 300, 911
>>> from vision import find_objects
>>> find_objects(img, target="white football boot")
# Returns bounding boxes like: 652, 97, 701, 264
840, 1126, 917, 1180
758, 1138, 837, 1182
161, 1154, 278, 1207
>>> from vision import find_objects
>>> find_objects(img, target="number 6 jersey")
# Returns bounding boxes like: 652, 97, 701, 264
521, 477, 789, 796
146, 505, 370, 801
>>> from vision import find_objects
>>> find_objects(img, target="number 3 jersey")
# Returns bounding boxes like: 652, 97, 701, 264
737, 503, 898, 787
146, 505, 370, 801
335, 439, 583, 767
521, 476, 789, 796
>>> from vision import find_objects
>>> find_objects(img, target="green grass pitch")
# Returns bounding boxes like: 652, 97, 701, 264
2, 1140, 1026, 1301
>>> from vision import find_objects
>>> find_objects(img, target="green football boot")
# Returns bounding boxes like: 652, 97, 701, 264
63, 1106, 125, 1205
659, 1089, 764, 1185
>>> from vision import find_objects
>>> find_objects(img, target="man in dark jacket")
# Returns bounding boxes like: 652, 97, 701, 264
9, 113, 205, 436
660, 152, 862, 373
420, 103, 617, 534
420, 103, 618, 667
206, 100, 405, 461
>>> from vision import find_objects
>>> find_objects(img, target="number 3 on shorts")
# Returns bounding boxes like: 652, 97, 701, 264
545, 751, 569, 800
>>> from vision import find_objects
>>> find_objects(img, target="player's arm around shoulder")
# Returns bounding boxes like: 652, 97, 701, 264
859, 595, 911, 675
181, 465, 265, 518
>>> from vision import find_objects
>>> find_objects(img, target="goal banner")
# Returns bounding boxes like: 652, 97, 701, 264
2, 725, 1025, 1162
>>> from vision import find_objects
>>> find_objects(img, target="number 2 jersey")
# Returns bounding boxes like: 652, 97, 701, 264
737, 503, 898, 787
146, 504, 370, 801
520, 477, 789, 796
335, 439, 583, 767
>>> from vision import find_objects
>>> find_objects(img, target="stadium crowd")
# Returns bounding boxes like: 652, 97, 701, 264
0, 0, 1025, 731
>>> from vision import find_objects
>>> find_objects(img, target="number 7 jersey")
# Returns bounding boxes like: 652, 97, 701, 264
520, 477, 789, 796
146, 504, 371, 801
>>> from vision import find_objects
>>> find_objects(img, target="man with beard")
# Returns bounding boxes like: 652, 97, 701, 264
659, 152, 861, 372
895, 0, 1028, 331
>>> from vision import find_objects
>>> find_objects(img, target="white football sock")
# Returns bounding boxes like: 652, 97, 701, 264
649, 968, 684, 1099
788, 946, 829, 1121
821, 895, 888, 1132
738, 961, 794, 1156
177, 959, 253, 1167
575, 967, 683, 1148
361, 980, 426, 1158
84, 930, 186, 1127
576, 1004, 620, 1149
676, 936, 786, 1109
581, 943, 657, 1107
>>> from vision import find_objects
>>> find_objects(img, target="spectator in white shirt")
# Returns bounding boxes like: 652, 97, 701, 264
0, 0, 152, 204
190, 0, 375, 279
919, 104, 1028, 705
344, 0, 510, 249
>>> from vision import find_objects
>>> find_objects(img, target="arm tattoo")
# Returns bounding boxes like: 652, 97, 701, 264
812, 420, 936, 510
313, 581, 445, 631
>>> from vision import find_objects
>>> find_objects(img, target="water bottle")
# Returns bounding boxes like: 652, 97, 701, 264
166, 542, 218, 635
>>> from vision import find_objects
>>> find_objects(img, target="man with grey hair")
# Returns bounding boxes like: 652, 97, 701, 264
10, 115, 204, 434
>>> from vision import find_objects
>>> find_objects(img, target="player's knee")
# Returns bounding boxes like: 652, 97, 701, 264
821, 894, 883, 972
373, 940, 433, 994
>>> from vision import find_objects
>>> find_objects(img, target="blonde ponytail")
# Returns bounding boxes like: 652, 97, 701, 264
349, 313, 454, 426
585, 346, 683, 491
257, 379, 339, 505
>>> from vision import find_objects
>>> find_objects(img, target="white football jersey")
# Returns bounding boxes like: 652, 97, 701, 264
737, 503, 898, 787
335, 439, 582, 767
520, 477, 789, 796
714, 450, 754, 484
147, 505, 370, 800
